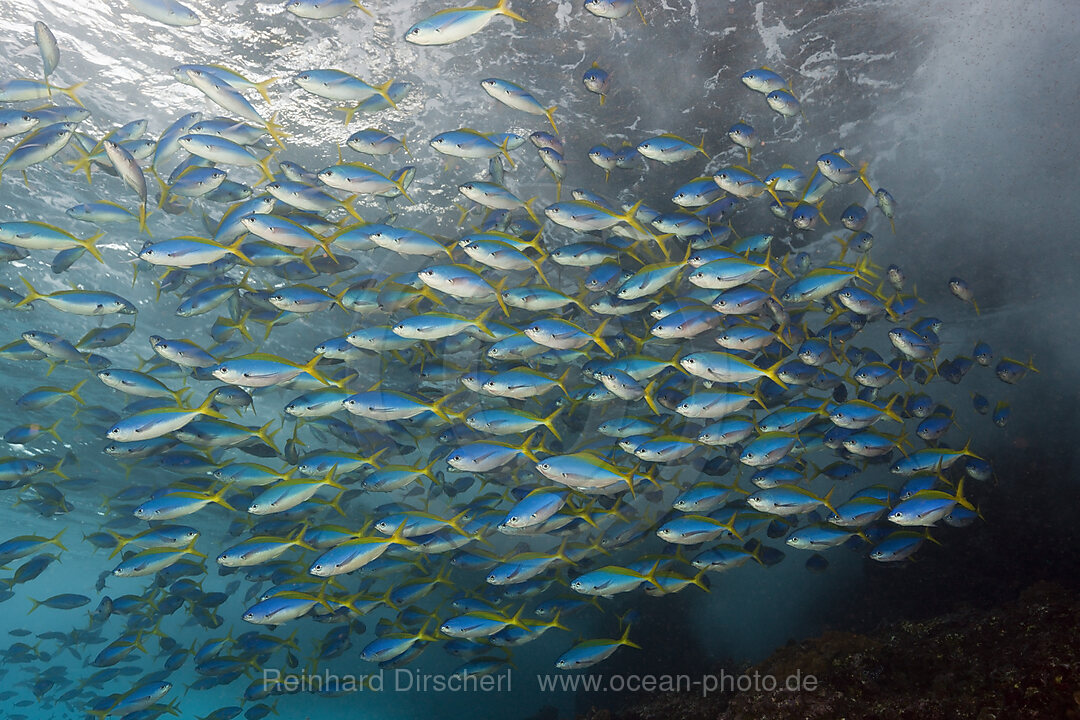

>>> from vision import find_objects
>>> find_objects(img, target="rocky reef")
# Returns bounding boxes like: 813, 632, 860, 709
576, 582, 1080, 720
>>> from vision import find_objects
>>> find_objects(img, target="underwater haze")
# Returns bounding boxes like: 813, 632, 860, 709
0, 0, 1077, 719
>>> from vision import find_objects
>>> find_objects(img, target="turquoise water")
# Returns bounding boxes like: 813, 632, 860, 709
0, 1, 1076, 719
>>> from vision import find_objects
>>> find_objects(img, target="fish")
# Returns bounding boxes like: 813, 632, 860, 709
995, 356, 1038, 385
0, 110, 40, 140
106, 393, 226, 442
0, 79, 85, 106
993, 401, 1011, 428
97, 369, 185, 402
869, 529, 939, 562
139, 236, 251, 268
948, 276, 980, 314
816, 148, 874, 193
212, 353, 338, 388
637, 134, 708, 163
17, 278, 135, 315
405, 0, 526, 45
67, 201, 138, 227
582, 63, 612, 104
727, 121, 759, 164
430, 128, 519, 168
15, 381, 87, 410
94, 680, 173, 718
286, 0, 372, 18
555, 625, 640, 669
129, 0, 200, 26
0, 221, 105, 262
459, 182, 540, 225
173, 66, 276, 107
293, 70, 397, 108
179, 134, 276, 184
748, 485, 836, 516
0, 530, 67, 565
0, 7, 1032, 711
102, 140, 150, 232
112, 542, 206, 576
766, 89, 802, 118
28, 593, 90, 613
317, 163, 413, 202
22, 329, 86, 364
34, 22, 60, 82
875, 188, 897, 233
583, 0, 645, 22
740, 66, 789, 94
713, 166, 784, 206
480, 78, 557, 134
0, 121, 78, 184
347, 128, 410, 156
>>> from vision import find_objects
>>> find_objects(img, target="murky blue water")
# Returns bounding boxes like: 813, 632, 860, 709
0, 1, 1076, 719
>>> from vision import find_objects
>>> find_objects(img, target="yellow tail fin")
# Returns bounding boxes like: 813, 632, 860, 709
137, 202, 151, 236
301, 355, 336, 387
264, 113, 288, 150
252, 76, 278, 105
194, 393, 228, 421
68, 379, 88, 405
496, 0, 527, 23
375, 79, 398, 109
81, 231, 106, 263
349, 0, 374, 16
45, 418, 63, 442
762, 357, 790, 391
591, 317, 615, 357
542, 406, 564, 442
50, 527, 68, 552
59, 81, 86, 107
544, 105, 558, 135
225, 236, 252, 265
16, 276, 44, 308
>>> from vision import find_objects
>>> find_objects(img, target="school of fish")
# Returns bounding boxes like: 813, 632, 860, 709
0, 1, 1036, 718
